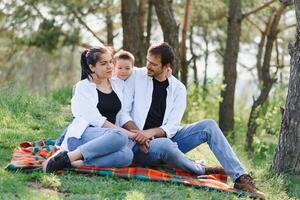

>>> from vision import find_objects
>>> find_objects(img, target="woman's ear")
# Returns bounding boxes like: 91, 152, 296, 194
89, 64, 94, 72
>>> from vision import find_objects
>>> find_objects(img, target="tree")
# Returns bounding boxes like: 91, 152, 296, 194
219, 0, 276, 135
219, 0, 242, 135
121, 0, 145, 66
179, 0, 192, 86
272, 0, 300, 175
153, 0, 180, 75
246, 0, 291, 155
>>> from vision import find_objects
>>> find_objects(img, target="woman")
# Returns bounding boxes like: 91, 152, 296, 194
43, 46, 137, 172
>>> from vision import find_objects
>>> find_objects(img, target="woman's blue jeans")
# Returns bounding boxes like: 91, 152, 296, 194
56, 126, 133, 167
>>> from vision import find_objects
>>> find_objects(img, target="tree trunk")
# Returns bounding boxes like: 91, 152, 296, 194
219, 0, 242, 135
146, 0, 153, 50
121, 0, 144, 66
179, 0, 192, 86
138, 0, 147, 58
203, 30, 209, 98
106, 9, 114, 46
189, 26, 199, 86
153, 0, 180, 77
246, 1, 290, 156
255, 13, 274, 84
272, 0, 300, 175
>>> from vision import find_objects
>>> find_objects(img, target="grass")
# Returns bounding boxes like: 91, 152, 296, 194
0, 86, 299, 200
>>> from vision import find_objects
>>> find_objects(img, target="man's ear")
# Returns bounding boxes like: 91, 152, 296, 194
163, 63, 171, 70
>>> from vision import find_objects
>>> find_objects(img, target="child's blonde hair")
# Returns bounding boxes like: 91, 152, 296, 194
113, 50, 135, 65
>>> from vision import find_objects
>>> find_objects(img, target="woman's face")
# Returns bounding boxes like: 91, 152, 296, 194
90, 52, 113, 79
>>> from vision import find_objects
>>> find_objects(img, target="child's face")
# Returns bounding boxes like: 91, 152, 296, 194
114, 59, 133, 80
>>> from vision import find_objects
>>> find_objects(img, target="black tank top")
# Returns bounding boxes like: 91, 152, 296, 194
96, 89, 121, 124
143, 78, 169, 130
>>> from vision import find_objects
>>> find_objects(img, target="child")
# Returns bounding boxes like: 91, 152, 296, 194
113, 50, 135, 81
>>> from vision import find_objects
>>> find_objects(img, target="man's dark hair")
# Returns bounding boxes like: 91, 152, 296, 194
148, 42, 174, 68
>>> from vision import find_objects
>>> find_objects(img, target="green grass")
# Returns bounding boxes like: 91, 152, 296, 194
0, 86, 299, 200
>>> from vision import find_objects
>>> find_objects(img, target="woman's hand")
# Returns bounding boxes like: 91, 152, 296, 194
139, 140, 150, 154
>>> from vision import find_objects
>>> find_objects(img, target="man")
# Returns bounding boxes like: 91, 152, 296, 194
121, 42, 265, 199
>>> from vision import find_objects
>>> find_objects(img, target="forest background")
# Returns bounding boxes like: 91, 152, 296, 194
0, 0, 299, 199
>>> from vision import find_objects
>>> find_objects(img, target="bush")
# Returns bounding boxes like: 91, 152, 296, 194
182, 81, 223, 124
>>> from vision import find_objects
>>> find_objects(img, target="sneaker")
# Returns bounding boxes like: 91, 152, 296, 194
204, 166, 226, 175
234, 174, 266, 199
42, 150, 72, 173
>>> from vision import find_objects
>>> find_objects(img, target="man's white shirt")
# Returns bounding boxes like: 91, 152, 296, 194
121, 67, 187, 139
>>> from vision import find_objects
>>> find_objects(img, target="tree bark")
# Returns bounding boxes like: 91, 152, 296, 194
179, 0, 192, 86
246, 0, 291, 156
272, 0, 300, 175
219, 0, 242, 135
189, 26, 199, 86
106, 9, 114, 46
153, 0, 180, 76
146, 0, 153, 50
121, 0, 145, 66
203, 30, 209, 97
255, 18, 271, 84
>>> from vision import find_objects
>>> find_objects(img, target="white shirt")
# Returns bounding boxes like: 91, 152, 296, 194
60, 78, 128, 150
121, 67, 187, 138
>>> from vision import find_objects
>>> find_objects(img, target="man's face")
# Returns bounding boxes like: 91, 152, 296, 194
146, 54, 165, 78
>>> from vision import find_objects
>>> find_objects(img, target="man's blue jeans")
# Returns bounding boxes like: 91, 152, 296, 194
57, 127, 133, 167
132, 119, 246, 181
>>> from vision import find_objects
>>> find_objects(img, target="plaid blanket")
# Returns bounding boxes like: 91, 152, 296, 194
5, 139, 238, 194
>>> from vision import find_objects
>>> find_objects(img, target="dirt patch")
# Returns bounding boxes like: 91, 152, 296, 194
27, 181, 69, 197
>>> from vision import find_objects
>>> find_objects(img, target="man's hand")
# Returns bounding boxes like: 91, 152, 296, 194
131, 130, 153, 144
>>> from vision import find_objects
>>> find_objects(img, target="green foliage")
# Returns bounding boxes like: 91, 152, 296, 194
182, 81, 223, 124
25, 20, 79, 52
48, 86, 72, 105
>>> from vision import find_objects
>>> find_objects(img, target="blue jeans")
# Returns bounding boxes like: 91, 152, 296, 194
57, 127, 133, 167
133, 119, 246, 181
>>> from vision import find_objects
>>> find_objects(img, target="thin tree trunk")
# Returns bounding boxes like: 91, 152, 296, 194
106, 9, 114, 46
121, 0, 144, 66
203, 30, 209, 97
146, 0, 153, 50
189, 26, 199, 86
272, 0, 299, 175
246, 1, 290, 156
153, 0, 180, 77
138, 0, 146, 58
219, 0, 242, 135
179, 0, 192, 86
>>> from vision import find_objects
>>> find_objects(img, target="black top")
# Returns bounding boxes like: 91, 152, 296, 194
143, 78, 169, 130
97, 89, 121, 124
